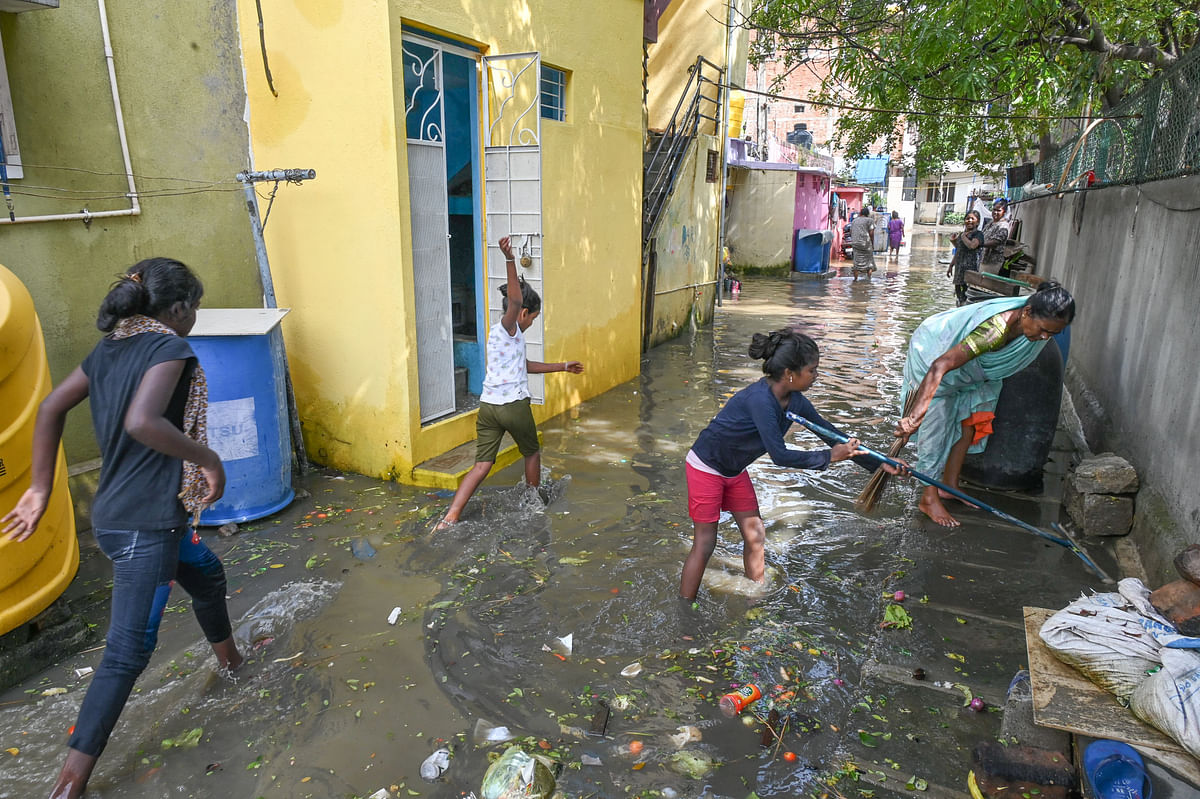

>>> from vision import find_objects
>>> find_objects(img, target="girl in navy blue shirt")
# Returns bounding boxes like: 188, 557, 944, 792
681, 328, 902, 600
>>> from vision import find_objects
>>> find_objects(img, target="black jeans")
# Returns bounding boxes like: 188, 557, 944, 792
69, 527, 232, 756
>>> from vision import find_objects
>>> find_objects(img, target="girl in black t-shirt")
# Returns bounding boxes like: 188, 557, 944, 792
947, 210, 985, 306
2, 257, 242, 799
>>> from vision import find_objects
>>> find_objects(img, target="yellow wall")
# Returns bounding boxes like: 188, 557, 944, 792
645, 0, 749, 132
647, 133, 721, 347
235, 0, 644, 481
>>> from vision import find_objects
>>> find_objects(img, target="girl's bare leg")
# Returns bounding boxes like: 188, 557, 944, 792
48, 749, 97, 799
437, 461, 494, 529
732, 511, 766, 583
524, 451, 541, 488
680, 521, 718, 600
211, 636, 243, 672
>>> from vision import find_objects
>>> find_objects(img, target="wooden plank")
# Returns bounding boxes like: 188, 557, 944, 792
964, 271, 1022, 296
1024, 607, 1200, 783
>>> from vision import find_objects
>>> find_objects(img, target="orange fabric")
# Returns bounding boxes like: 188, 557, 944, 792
964, 411, 995, 444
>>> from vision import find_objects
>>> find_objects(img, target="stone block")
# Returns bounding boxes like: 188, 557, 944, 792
1150, 579, 1200, 636
1065, 486, 1133, 536
1072, 452, 1139, 495
1174, 545, 1200, 586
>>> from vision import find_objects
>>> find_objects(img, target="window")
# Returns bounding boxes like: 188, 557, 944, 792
705, 149, 720, 183
540, 65, 566, 122
0, 38, 23, 179
924, 183, 956, 203
793, 104, 805, 113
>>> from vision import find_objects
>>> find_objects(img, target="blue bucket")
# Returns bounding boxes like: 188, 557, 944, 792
188, 309, 294, 525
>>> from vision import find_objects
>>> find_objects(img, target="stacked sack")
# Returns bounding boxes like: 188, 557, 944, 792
1040, 573, 1200, 758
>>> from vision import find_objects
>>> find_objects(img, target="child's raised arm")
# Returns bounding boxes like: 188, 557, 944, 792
499, 236, 522, 335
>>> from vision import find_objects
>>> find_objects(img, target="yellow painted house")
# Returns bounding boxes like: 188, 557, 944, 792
233, 1, 646, 484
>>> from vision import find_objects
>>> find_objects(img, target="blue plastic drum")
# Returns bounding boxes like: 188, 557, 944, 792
187, 309, 294, 525
793, 230, 826, 272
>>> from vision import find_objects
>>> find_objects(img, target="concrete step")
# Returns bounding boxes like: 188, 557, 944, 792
411, 431, 543, 490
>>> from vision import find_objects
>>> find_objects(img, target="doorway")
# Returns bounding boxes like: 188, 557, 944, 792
402, 34, 485, 423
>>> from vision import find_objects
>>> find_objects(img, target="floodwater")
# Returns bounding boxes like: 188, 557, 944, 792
0, 231, 1107, 799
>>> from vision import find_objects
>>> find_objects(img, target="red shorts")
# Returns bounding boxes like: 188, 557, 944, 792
686, 463, 760, 523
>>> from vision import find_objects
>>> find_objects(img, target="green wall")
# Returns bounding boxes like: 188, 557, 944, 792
0, 1, 260, 464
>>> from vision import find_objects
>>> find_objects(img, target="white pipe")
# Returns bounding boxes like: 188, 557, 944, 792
655, 279, 719, 296
0, 0, 139, 225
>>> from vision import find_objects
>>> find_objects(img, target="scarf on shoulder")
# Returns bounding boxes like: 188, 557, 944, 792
111, 315, 210, 523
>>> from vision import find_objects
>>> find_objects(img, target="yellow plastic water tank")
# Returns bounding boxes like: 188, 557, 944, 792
727, 90, 745, 140
0, 263, 78, 636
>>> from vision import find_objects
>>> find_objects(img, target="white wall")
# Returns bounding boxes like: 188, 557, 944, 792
725, 167, 798, 266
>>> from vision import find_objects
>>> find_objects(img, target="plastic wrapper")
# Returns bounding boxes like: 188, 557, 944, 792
480, 746, 556, 799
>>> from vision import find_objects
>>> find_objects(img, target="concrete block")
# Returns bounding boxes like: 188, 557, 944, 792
1065, 486, 1133, 536
1072, 452, 1139, 494
0, 598, 94, 691
1002, 672, 1071, 752
1150, 579, 1200, 636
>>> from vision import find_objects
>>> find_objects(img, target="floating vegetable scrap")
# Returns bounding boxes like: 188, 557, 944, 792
881, 604, 913, 629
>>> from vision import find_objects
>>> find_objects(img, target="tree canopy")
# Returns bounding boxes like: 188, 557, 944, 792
746, 0, 1200, 174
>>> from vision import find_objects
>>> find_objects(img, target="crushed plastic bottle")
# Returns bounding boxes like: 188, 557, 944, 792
420, 747, 451, 782
717, 683, 762, 716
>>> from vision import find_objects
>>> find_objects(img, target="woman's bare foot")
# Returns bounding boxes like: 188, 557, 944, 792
919, 490, 960, 527
937, 488, 979, 509
433, 516, 456, 532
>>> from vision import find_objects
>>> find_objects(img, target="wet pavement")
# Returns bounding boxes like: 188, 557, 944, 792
0, 230, 1112, 798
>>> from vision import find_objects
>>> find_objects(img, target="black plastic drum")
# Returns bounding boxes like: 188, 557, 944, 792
960, 338, 1064, 491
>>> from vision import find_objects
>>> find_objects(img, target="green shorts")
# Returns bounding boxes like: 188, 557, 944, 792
476, 397, 540, 463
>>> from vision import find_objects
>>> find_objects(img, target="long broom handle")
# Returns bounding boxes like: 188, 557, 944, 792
786, 412, 1112, 582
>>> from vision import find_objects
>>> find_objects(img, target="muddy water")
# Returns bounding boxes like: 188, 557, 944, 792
0, 233, 1105, 798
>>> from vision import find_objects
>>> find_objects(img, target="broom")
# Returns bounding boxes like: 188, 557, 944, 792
787, 413, 1113, 582
855, 391, 917, 512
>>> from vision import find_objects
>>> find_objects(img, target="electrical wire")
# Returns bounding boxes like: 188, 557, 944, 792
1, 180, 233, 197
3, 185, 243, 202
722, 82, 1141, 121
13, 161, 241, 185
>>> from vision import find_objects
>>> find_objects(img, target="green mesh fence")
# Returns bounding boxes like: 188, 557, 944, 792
1011, 45, 1200, 201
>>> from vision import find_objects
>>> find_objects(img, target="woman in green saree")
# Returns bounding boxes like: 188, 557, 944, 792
896, 282, 1076, 526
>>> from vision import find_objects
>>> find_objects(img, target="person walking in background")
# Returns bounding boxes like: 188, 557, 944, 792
2, 258, 243, 799
947, 210, 984, 306
679, 329, 905, 600
887, 210, 904, 257
849, 207, 876, 279
436, 236, 584, 529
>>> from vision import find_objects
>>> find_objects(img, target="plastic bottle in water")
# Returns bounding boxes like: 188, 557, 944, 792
420, 747, 451, 781
717, 683, 762, 717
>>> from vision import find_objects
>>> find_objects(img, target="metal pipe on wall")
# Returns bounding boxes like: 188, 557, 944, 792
0, 0, 140, 226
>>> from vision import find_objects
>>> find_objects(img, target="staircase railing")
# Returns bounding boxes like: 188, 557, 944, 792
642, 56, 724, 254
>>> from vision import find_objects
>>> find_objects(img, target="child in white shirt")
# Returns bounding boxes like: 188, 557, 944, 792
437, 236, 583, 527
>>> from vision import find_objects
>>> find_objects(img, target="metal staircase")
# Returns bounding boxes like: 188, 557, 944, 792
642, 56, 725, 255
